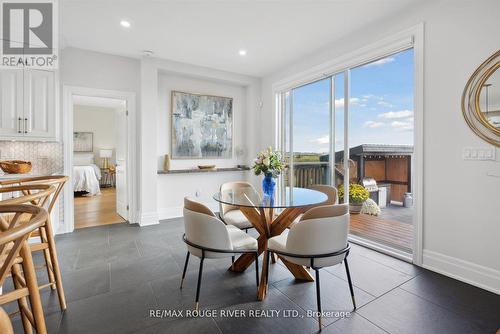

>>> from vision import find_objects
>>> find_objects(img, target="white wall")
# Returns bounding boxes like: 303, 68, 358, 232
73, 105, 116, 165
261, 0, 500, 293
150, 58, 261, 219
157, 73, 247, 170
60, 47, 262, 226
61, 47, 142, 226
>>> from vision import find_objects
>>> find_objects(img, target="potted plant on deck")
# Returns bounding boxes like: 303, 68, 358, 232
338, 184, 369, 214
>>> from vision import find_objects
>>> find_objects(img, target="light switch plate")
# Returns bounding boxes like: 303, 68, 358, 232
463, 147, 496, 160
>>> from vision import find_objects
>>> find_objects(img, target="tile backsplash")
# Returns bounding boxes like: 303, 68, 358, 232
0, 141, 63, 175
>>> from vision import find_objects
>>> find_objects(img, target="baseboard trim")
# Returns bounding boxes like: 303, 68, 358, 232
137, 211, 159, 226
422, 249, 500, 295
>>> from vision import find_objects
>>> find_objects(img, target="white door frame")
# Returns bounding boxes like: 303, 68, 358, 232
272, 24, 424, 265
61, 85, 137, 234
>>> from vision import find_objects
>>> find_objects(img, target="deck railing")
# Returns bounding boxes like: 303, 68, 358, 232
285, 162, 330, 188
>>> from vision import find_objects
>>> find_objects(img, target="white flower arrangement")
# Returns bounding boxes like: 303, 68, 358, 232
361, 198, 381, 216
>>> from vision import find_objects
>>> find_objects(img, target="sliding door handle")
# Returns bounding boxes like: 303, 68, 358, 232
18, 117, 22, 133
24, 118, 28, 133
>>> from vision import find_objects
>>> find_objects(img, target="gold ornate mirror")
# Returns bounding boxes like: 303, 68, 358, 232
462, 50, 500, 146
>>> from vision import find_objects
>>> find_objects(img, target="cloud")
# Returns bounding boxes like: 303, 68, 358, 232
363, 121, 385, 128
378, 110, 413, 119
377, 100, 393, 108
310, 135, 329, 144
391, 120, 413, 131
364, 57, 395, 67
334, 97, 360, 108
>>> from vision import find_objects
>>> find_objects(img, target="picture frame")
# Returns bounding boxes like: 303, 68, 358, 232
73, 132, 93, 152
171, 90, 233, 159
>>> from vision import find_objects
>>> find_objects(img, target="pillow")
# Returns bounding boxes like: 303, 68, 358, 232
73, 153, 94, 165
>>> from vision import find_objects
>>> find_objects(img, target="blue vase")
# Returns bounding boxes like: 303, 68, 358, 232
262, 173, 276, 197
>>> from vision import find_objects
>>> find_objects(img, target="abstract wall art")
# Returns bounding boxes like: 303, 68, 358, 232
73, 132, 93, 152
171, 91, 233, 159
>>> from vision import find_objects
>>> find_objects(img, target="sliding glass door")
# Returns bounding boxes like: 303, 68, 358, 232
278, 48, 415, 256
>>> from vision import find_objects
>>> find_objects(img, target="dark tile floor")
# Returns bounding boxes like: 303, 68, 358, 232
7, 219, 500, 334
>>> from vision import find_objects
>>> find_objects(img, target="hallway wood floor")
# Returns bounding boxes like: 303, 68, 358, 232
74, 187, 125, 229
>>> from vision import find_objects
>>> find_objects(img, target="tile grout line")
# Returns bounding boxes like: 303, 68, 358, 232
322, 265, 378, 298
354, 274, 417, 312
355, 251, 424, 278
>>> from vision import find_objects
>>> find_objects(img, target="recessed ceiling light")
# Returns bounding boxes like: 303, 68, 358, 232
120, 20, 131, 28
239, 50, 247, 56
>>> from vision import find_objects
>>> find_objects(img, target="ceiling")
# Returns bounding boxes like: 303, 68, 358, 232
62, 0, 427, 77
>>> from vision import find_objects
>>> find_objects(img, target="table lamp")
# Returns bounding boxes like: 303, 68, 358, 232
99, 149, 113, 169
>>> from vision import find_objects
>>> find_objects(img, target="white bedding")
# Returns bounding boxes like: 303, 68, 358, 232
73, 164, 101, 196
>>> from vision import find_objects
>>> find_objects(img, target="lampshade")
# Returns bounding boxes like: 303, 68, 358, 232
99, 149, 113, 158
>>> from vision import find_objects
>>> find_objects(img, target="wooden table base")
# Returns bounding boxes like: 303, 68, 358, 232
229, 206, 314, 300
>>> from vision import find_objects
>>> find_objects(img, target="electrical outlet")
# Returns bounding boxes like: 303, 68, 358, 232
463, 147, 495, 160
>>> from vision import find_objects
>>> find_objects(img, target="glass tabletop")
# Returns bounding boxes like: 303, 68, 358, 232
213, 187, 328, 209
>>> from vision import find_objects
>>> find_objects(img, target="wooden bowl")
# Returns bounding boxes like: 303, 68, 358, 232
0, 160, 32, 174
198, 165, 216, 170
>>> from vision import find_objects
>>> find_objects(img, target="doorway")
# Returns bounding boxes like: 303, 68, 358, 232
62, 86, 136, 233
72, 95, 127, 229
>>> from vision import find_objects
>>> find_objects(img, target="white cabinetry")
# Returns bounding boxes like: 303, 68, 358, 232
0, 69, 57, 141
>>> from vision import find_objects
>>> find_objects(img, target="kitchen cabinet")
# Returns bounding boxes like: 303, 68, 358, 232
0, 69, 57, 141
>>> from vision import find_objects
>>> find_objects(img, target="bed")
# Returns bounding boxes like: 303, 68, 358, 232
73, 153, 101, 196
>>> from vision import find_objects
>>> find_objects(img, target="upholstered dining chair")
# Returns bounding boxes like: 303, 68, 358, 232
219, 181, 259, 231
288, 184, 338, 229
0, 204, 49, 334
266, 204, 355, 331
181, 197, 259, 310
0, 183, 67, 311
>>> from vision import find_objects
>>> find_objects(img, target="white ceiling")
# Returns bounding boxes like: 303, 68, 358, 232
62, 0, 426, 77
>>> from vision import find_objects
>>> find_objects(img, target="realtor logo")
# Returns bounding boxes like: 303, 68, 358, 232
1, 0, 58, 68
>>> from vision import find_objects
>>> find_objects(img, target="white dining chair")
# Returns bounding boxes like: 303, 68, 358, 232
267, 204, 355, 331
181, 197, 260, 310
219, 181, 258, 231
289, 184, 338, 229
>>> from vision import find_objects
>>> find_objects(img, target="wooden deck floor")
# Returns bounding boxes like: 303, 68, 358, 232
350, 213, 413, 252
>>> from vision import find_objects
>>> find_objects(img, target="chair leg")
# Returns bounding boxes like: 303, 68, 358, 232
265, 251, 270, 285
314, 269, 322, 331
344, 258, 356, 310
180, 252, 190, 289
44, 217, 67, 310
21, 245, 47, 334
40, 226, 56, 290
11, 263, 33, 334
271, 252, 277, 264
195, 255, 205, 311
254, 253, 259, 287
231, 255, 235, 270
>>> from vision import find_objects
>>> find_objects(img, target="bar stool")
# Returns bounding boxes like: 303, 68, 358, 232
1, 176, 68, 310
0, 204, 49, 334
0, 183, 67, 311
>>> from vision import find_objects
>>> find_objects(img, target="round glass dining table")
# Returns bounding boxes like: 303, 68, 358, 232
213, 187, 328, 300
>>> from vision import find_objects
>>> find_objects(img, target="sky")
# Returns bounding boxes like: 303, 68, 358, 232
290, 48, 414, 154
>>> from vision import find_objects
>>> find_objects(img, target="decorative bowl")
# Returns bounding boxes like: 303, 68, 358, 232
0, 160, 32, 174
198, 165, 216, 170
